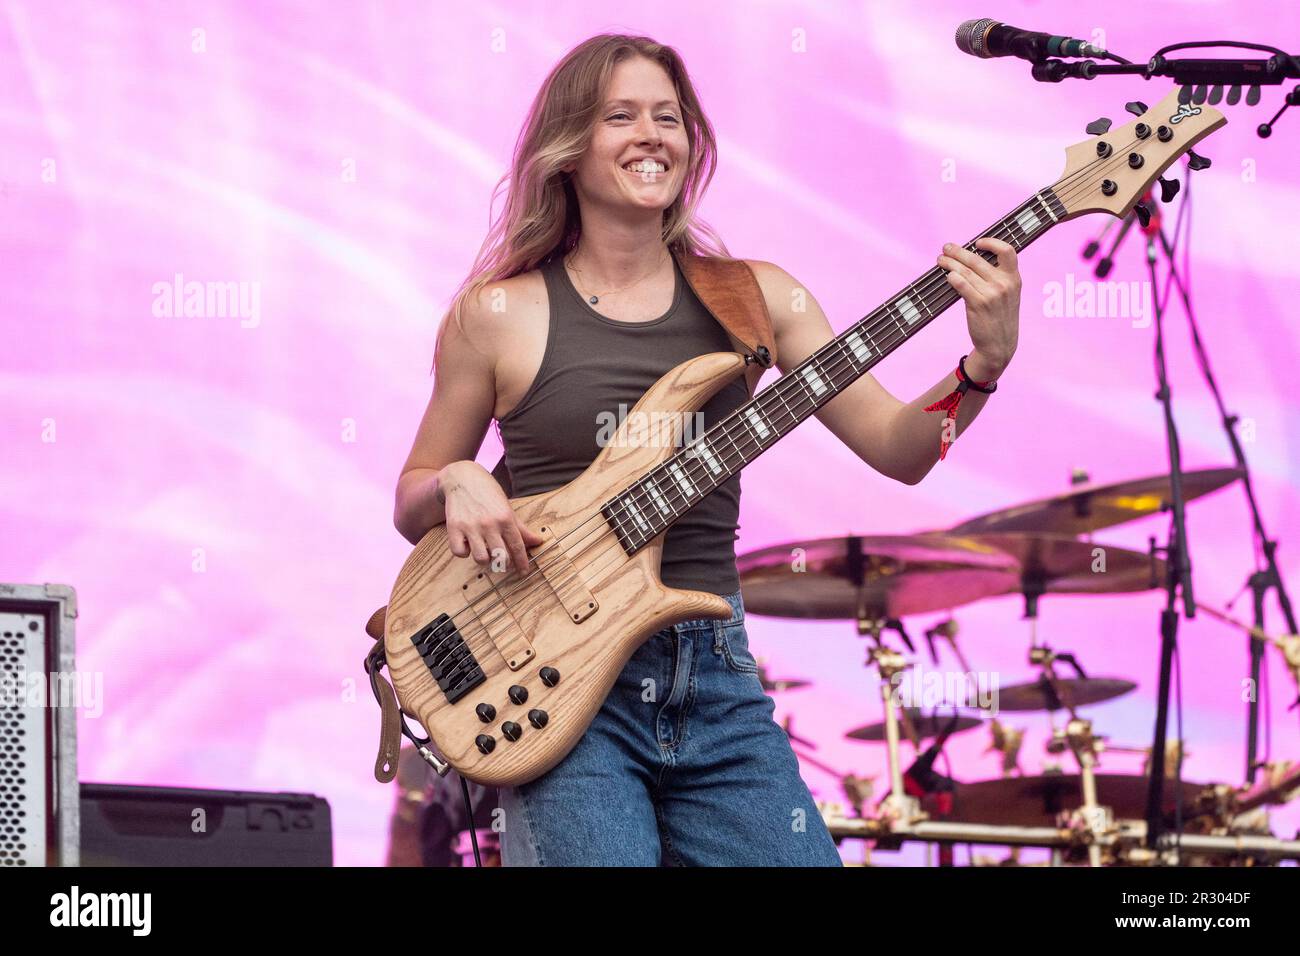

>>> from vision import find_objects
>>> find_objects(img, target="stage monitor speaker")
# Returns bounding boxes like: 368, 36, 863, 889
80, 783, 333, 866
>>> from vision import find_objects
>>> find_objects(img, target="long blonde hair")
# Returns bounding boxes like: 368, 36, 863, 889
438, 34, 729, 355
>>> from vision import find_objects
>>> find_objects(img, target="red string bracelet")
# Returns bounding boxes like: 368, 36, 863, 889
923, 354, 998, 460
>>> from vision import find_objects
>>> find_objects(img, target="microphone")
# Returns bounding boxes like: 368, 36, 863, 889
955, 18, 1106, 62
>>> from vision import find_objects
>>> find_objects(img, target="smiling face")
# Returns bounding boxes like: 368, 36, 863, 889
566, 55, 690, 216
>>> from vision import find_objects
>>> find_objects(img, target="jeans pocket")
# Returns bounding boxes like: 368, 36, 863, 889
715, 620, 758, 674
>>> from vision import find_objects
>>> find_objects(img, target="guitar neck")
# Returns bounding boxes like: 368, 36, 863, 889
603, 186, 1068, 554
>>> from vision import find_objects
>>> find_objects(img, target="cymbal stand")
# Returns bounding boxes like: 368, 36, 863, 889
858, 614, 923, 826
1031, 645, 1110, 867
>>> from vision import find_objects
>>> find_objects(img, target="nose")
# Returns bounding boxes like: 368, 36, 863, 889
633, 112, 662, 147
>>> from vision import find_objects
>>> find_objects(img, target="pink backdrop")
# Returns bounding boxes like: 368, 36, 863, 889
3, 1, 1297, 865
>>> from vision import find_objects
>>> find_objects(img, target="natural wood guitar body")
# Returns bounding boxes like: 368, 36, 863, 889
384, 350, 745, 786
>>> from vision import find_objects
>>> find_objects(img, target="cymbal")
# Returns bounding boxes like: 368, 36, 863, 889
846, 708, 983, 742
940, 773, 1209, 826
995, 676, 1137, 712
927, 532, 1165, 596
950, 467, 1243, 536
757, 661, 812, 692
737, 534, 1021, 620
760, 675, 812, 692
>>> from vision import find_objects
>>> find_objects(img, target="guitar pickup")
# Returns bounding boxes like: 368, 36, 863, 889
536, 524, 598, 624
461, 570, 535, 672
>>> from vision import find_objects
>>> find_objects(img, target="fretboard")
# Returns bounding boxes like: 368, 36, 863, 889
602, 187, 1067, 554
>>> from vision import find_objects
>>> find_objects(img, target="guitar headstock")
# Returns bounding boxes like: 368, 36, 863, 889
1054, 88, 1227, 221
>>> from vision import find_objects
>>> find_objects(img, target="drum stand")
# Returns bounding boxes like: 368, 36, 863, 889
1032, 644, 1110, 867
859, 615, 923, 827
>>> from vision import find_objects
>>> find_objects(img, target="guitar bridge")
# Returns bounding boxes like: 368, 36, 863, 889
410, 613, 484, 703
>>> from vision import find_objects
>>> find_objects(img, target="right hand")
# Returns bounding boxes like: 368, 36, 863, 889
438, 461, 544, 574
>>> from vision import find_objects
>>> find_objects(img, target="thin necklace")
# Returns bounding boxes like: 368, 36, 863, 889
565, 247, 668, 306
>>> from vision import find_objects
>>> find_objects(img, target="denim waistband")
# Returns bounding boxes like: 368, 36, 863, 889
670, 588, 744, 632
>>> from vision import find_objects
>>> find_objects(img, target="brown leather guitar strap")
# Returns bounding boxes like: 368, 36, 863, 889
672, 248, 778, 371
364, 253, 775, 782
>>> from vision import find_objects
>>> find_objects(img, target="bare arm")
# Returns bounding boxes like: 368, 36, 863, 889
393, 295, 542, 572
750, 238, 1019, 485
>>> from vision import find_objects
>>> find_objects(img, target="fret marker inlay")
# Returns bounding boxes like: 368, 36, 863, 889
1015, 207, 1041, 237
694, 440, 723, 475
801, 366, 828, 396
846, 331, 872, 364
645, 480, 671, 516
745, 408, 770, 440
668, 462, 696, 498
624, 499, 650, 533
897, 296, 922, 326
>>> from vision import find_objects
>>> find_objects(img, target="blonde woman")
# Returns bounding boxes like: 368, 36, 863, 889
394, 34, 1020, 866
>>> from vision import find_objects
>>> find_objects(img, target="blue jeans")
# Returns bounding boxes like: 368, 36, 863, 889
498, 590, 842, 866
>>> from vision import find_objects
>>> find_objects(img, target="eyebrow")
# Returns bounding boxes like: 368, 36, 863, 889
604, 98, 680, 110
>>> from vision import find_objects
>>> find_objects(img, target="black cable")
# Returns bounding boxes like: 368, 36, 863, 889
1173, 637, 1184, 855
1152, 38, 1297, 65
459, 775, 483, 867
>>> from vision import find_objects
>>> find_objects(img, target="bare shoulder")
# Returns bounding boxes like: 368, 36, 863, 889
448, 267, 549, 361
743, 259, 809, 324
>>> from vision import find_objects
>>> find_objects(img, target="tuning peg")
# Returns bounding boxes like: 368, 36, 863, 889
1186, 150, 1211, 171
1193, 84, 1208, 104
1157, 175, 1181, 203
1086, 117, 1112, 135
1208, 85, 1224, 105
1133, 202, 1151, 229
1247, 84, 1261, 106
1178, 86, 1193, 105
1125, 100, 1148, 117
1227, 85, 1242, 105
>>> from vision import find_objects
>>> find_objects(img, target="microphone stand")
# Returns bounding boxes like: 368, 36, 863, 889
1142, 224, 1195, 853
1042, 31, 1300, 853
1080, 162, 1300, 852
1146, 170, 1300, 780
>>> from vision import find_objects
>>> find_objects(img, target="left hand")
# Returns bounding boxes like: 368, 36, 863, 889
937, 236, 1021, 380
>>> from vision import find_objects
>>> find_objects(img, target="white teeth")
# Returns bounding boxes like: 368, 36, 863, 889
623, 160, 665, 173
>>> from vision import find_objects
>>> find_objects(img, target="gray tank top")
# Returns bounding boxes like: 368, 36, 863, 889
496, 253, 749, 595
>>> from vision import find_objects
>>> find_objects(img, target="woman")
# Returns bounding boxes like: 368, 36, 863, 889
394, 34, 1020, 866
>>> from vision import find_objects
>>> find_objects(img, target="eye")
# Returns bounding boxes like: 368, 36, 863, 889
607, 112, 680, 123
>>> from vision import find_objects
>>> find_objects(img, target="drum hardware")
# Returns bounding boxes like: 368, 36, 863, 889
730, 459, 1299, 867
1141, 739, 1188, 780
985, 718, 1026, 777
1195, 601, 1300, 705
1054, 716, 1108, 867
1024, 643, 1124, 866
821, 791, 1300, 866
866, 640, 925, 826
1233, 760, 1300, 814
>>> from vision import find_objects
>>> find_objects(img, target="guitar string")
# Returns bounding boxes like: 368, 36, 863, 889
416, 131, 1155, 668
